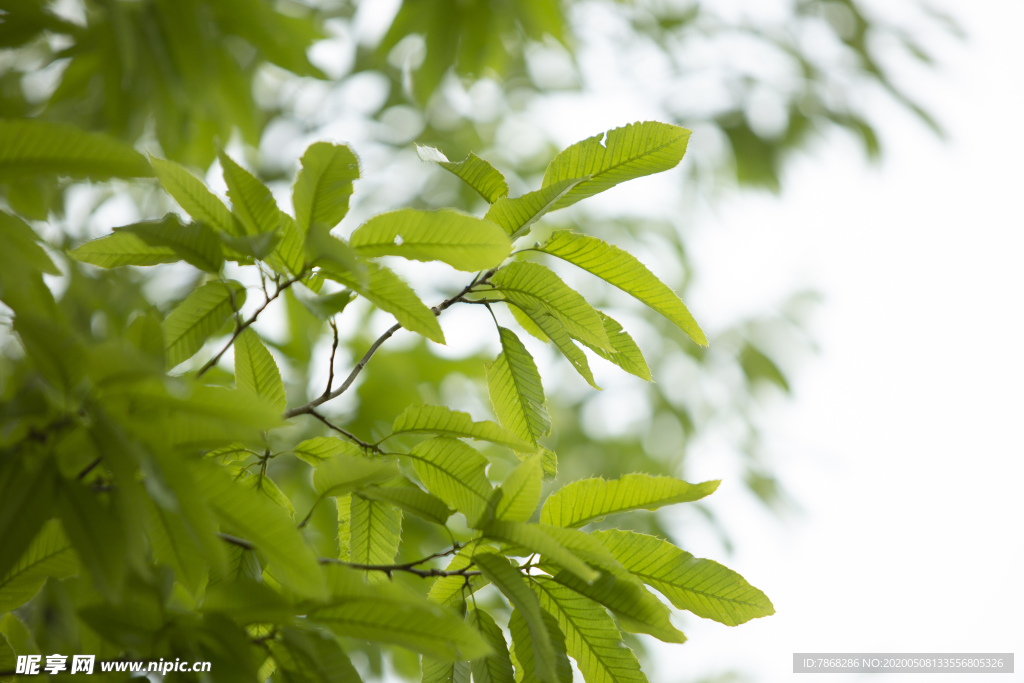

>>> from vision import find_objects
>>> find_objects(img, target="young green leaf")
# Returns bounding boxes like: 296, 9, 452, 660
509, 608, 572, 683
306, 224, 363, 277
592, 530, 775, 626
321, 261, 445, 344
538, 231, 706, 346
269, 627, 362, 683
541, 121, 690, 211
473, 552, 557, 683
423, 658, 471, 683
540, 474, 720, 528
0, 119, 153, 179
68, 231, 178, 268
312, 454, 400, 499
231, 468, 296, 519
484, 177, 586, 239
532, 526, 622, 573
234, 328, 286, 412
218, 150, 282, 236
349, 495, 402, 583
491, 262, 611, 352
408, 437, 492, 526
482, 521, 599, 584
510, 303, 600, 389
150, 156, 243, 236
487, 328, 551, 446
572, 313, 651, 382
145, 499, 208, 597
532, 577, 648, 683
358, 481, 453, 526
0, 520, 78, 613
469, 609, 515, 683
427, 542, 489, 607
220, 230, 282, 260
57, 480, 128, 600
273, 213, 306, 276
291, 436, 367, 467
350, 209, 511, 272
293, 142, 360, 233
162, 280, 247, 368
508, 303, 549, 342
392, 404, 536, 452
119, 214, 224, 273
293, 288, 353, 320
494, 453, 543, 522
337, 494, 352, 560
419, 146, 509, 203
204, 442, 254, 465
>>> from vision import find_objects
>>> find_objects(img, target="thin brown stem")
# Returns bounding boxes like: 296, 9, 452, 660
323, 319, 339, 396
307, 409, 380, 453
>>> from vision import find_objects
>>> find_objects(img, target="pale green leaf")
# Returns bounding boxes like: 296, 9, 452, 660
509, 303, 599, 389
292, 437, 367, 467
272, 213, 306, 276
469, 609, 515, 683
205, 442, 255, 464
337, 494, 352, 559
572, 313, 651, 382
234, 328, 286, 412
349, 494, 402, 583
68, 230, 178, 268
495, 453, 543, 522
0, 520, 78, 613
0, 211, 59, 274
532, 578, 647, 683
350, 209, 511, 272
474, 553, 557, 683
408, 437, 492, 526
392, 404, 536, 452
509, 608, 572, 683
427, 542, 489, 607
592, 530, 774, 626
481, 521, 598, 584
0, 119, 153, 179
120, 214, 224, 273
531, 526, 622, 574
538, 231, 705, 346
231, 468, 297, 519
293, 142, 360, 233
509, 303, 549, 342
540, 475, 720, 528
491, 262, 610, 352
358, 481, 453, 526
145, 498, 208, 597
306, 224, 363, 279
541, 122, 690, 211
294, 287, 353, 320
150, 156, 243, 236
423, 658, 471, 683
313, 454, 400, 499
220, 230, 281, 260
485, 178, 586, 239
419, 146, 508, 203
487, 327, 550, 446
162, 280, 247, 368
218, 150, 283, 236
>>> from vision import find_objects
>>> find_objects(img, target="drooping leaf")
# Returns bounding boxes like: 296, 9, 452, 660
473, 553, 556, 683
150, 156, 243, 236
408, 437, 492, 526
509, 608, 572, 683
321, 261, 444, 344
484, 178, 586, 239
269, 627, 363, 683
350, 209, 511, 272
0, 211, 59, 274
291, 437, 367, 467
423, 657, 471, 683
162, 280, 246, 368
592, 530, 774, 626
494, 453, 543, 522
541, 122, 690, 211
0, 119, 153, 179
540, 475, 720, 528
531, 527, 621, 574
358, 481, 453, 526
392, 404, 536, 452
573, 313, 651, 382
419, 146, 508, 203
538, 231, 705, 346
293, 142, 360, 233
508, 303, 549, 342
510, 303, 600, 389
487, 327, 550, 446
491, 262, 610, 352
119, 214, 224, 273
469, 609, 515, 683
234, 328, 286, 412
218, 150, 282, 236
532, 577, 647, 683
68, 231, 178, 268
0, 520, 78, 613
349, 494, 402, 583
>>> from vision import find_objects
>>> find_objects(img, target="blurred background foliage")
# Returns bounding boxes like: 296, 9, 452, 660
1, 0, 949, 678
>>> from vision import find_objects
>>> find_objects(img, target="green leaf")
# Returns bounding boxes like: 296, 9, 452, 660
509, 608, 571, 683
531, 526, 621, 573
481, 521, 598, 584
205, 443, 255, 464
218, 150, 282, 236
427, 542, 488, 607
592, 530, 774, 626
220, 230, 282, 260
0, 119, 153, 179
337, 494, 352, 560
358, 481, 453, 526
313, 454, 400, 499
232, 468, 296, 519
118, 213, 224, 272
291, 437, 367, 467
321, 261, 444, 344
495, 453, 543, 522
419, 146, 508, 203
491, 262, 611, 352
0, 632, 15, 683
508, 303, 549, 343
547, 568, 685, 644
349, 494, 402, 583
540, 474, 720, 528
510, 303, 600, 390
306, 224, 363, 278
68, 230, 178, 268
469, 609, 515, 683
274, 213, 307, 276
350, 209, 511, 272
202, 579, 295, 624
484, 178, 586, 239
573, 313, 651, 382
0, 520, 78, 613
294, 288, 353, 320
487, 327, 550, 446
57, 480, 127, 600
234, 328, 286, 412
198, 464, 327, 600
408, 437, 492, 526
145, 498, 207, 597
150, 156, 243, 236
423, 658, 471, 683
269, 627, 363, 683
392, 404, 536, 452
473, 553, 557, 683
532, 577, 647, 683
0, 211, 59, 274
541, 122, 690, 211
537, 231, 706, 346
162, 280, 247, 368
293, 142, 360, 233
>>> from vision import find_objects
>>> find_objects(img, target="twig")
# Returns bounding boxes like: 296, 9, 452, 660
317, 557, 481, 579
76, 457, 102, 480
322, 319, 339, 397
307, 409, 380, 453
217, 532, 255, 550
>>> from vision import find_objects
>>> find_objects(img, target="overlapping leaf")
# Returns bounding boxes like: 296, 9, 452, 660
469, 609, 515, 683
349, 495, 402, 582
509, 608, 572, 683
487, 327, 551, 447
494, 453, 543, 522
234, 328, 286, 412
423, 658, 471, 683
151, 156, 243, 236
0, 520, 78, 612
69, 231, 178, 268
512, 303, 600, 389
485, 178, 586, 239
392, 404, 535, 452
162, 280, 246, 368
409, 437, 492, 526
573, 313, 651, 382
218, 150, 282, 236
358, 481, 453, 526
118, 214, 224, 272
419, 146, 508, 203
481, 521, 598, 583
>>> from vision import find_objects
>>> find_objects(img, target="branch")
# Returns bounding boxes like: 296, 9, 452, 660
323, 319, 339, 396
307, 409, 380, 453
318, 558, 482, 579
197, 273, 304, 377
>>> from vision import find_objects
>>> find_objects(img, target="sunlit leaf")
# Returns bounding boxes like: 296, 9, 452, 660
419, 146, 508, 203
469, 609, 515, 683
68, 231, 178, 268
481, 521, 598, 583
120, 214, 224, 273
162, 280, 247, 368
358, 480, 453, 526
293, 142, 360, 233
540, 475, 720, 528
408, 437, 492, 526
485, 178, 586, 239
487, 327, 551, 447
572, 313, 651, 382
494, 453, 543, 522
509, 608, 571, 683
234, 328, 286, 412
151, 156, 243, 236
218, 150, 282, 236
349, 494, 402, 583
392, 404, 535, 452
